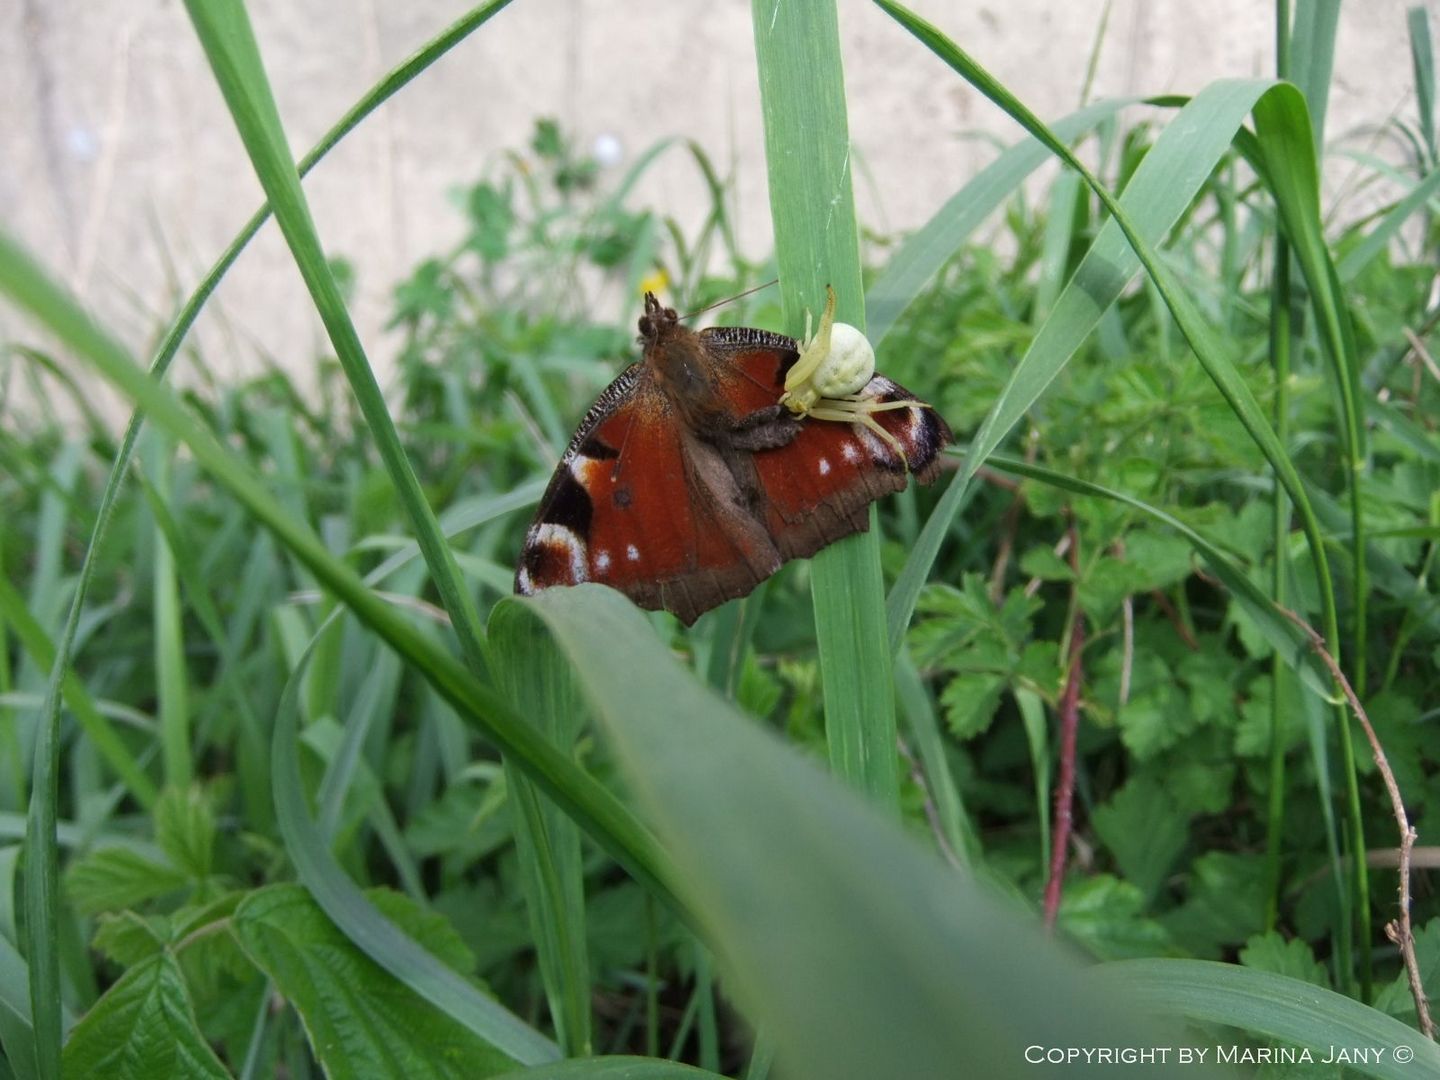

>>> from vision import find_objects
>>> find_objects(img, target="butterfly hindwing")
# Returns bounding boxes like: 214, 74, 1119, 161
702, 330, 952, 558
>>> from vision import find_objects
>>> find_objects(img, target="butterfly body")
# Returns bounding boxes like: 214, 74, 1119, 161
515, 294, 950, 624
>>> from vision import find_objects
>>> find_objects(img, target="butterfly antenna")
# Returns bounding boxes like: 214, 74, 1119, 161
679, 278, 779, 322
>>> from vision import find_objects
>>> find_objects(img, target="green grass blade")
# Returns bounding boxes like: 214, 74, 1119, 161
9, 7, 513, 1071
489, 605, 593, 1056
893, 650, 971, 865
1411, 6, 1437, 164
0, 583, 153, 808
1336, 164, 1440, 282
1095, 960, 1440, 1079
0, 230, 679, 942
510, 585, 1218, 1079
752, 0, 897, 808
880, 77, 1290, 649
132, 466, 273, 833
865, 97, 1138, 345
271, 633, 561, 1066
180, 0, 489, 678
142, 437, 192, 790
1289, 0, 1341, 151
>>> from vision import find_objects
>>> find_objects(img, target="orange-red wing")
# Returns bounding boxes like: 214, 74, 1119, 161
704, 323, 953, 558
514, 364, 780, 624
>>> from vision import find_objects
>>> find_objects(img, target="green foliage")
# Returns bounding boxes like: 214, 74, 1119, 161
232, 885, 512, 1080
1, 0, 1438, 1077
60, 952, 230, 1080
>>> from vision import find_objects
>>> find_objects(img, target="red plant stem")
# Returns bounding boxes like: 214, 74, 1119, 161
1044, 529, 1085, 929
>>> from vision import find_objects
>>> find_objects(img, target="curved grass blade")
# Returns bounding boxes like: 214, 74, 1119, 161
180, 0, 489, 678
493, 1059, 725, 1080
506, 585, 1218, 1080
865, 96, 1139, 346
0, 580, 154, 807
879, 77, 1293, 650
271, 631, 560, 1066
489, 604, 592, 1056
0, 233, 680, 1034
10, 5, 515, 1073
873, 2, 1368, 984
752, 0, 897, 808
1095, 959, 1440, 1080
1336, 165, 1440, 283
982, 454, 1329, 695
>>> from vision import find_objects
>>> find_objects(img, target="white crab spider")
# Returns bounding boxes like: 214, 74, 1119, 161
778, 285, 929, 467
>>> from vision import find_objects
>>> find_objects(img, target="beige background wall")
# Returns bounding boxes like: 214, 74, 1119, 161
2, 1, 1435, 402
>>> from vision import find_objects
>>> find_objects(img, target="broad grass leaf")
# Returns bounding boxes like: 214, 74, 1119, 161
1095, 960, 1440, 1079
506, 585, 1215, 1079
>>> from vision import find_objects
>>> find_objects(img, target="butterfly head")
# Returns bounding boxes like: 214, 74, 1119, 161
637, 292, 681, 344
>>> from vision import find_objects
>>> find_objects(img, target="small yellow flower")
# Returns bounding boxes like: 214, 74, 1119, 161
638, 268, 670, 297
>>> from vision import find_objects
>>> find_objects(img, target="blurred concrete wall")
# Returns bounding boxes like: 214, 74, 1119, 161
2, 0, 1434, 401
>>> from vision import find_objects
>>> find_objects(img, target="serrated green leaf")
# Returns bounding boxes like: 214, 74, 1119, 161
1090, 778, 1189, 904
154, 786, 215, 881
1017, 545, 1075, 582
1115, 684, 1190, 760
1058, 876, 1175, 961
60, 952, 230, 1080
1239, 932, 1331, 989
92, 912, 169, 968
1122, 532, 1194, 591
938, 673, 1008, 740
65, 849, 188, 916
232, 884, 512, 1080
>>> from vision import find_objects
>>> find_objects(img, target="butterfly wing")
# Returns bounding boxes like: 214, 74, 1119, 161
514, 364, 781, 625
701, 328, 953, 560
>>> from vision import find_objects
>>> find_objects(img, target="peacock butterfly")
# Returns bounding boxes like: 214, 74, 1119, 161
514, 291, 951, 624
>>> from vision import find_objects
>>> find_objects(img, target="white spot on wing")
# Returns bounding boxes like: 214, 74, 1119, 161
858, 426, 894, 462
533, 522, 587, 582
818, 457, 831, 475
626, 544, 640, 562
842, 441, 860, 463
516, 566, 532, 593
569, 454, 604, 485
595, 550, 611, 571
